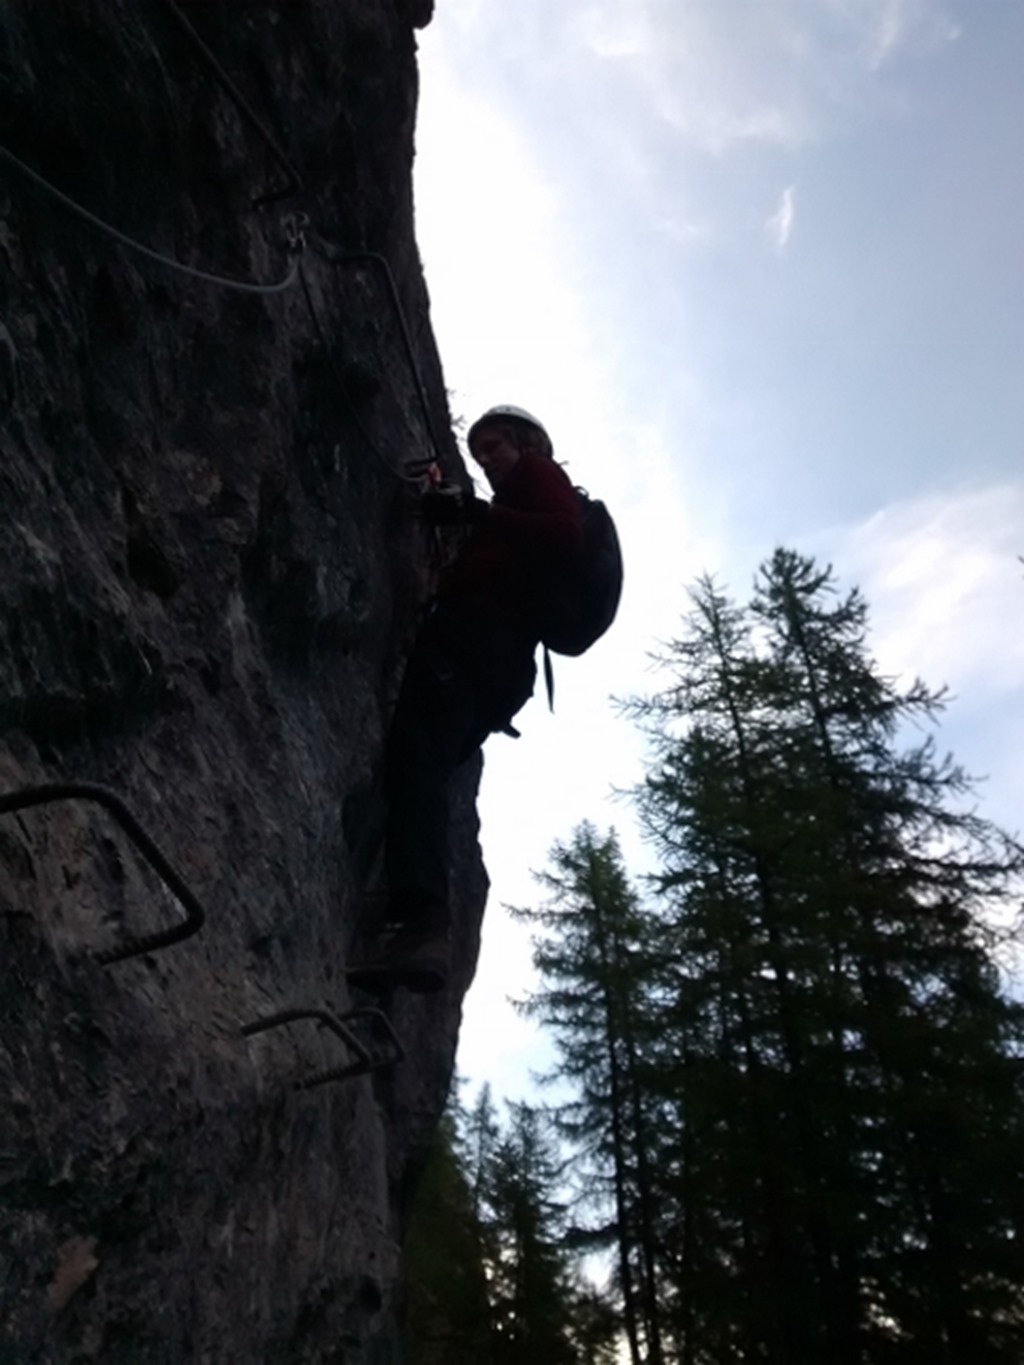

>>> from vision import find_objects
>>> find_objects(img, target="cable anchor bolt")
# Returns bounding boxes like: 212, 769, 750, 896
283, 211, 310, 255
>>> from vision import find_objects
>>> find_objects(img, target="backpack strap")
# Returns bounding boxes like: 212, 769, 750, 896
543, 643, 555, 712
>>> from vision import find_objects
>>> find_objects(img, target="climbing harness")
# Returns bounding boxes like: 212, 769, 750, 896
161, 0, 302, 208
0, 782, 205, 964
242, 1007, 405, 1088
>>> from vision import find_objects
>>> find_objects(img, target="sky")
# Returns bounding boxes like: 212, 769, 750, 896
410, 0, 1024, 1104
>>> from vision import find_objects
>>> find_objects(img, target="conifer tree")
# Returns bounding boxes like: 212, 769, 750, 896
563, 1285, 622, 1365
477, 1101, 580, 1365
461, 549, 1024, 1361
463, 1083, 502, 1227
403, 1108, 495, 1365
625, 575, 837, 1359
622, 550, 1024, 1362
404, 1088, 617, 1364
515, 825, 666, 1365
748, 548, 1024, 1360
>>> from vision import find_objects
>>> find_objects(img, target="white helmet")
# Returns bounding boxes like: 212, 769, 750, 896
467, 405, 551, 452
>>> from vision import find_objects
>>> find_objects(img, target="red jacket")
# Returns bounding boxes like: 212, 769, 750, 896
433, 450, 583, 686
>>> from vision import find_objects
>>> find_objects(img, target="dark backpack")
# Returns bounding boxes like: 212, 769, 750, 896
540, 487, 623, 657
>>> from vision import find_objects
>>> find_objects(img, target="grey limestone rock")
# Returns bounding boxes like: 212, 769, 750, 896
0, 2, 487, 1359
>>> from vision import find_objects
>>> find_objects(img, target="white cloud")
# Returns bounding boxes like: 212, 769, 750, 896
656, 215, 713, 246
574, 2, 651, 58
825, 481, 1024, 844
766, 185, 796, 252
578, 1, 812, 152
818, 481, 1024, 698
824, 0, 963, 70
436, 0, 487, 34
566, 0, 962, 153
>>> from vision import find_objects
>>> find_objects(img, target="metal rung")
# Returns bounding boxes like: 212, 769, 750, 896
241, 1006, 404, 1088
0, 782, 206, 963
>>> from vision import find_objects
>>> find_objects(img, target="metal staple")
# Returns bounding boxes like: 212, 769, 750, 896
242, 1006, 405, 1087
0, 782, 206, 964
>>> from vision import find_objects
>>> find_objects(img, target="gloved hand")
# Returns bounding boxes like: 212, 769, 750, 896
419, 486, 488, 526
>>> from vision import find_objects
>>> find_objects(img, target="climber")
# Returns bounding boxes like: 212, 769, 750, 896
348, 405, 584, 993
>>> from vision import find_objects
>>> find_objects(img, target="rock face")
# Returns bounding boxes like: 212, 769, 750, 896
0, 2, 486, 1359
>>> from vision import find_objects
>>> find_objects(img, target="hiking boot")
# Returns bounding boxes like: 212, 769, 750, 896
346, 926, 449, 994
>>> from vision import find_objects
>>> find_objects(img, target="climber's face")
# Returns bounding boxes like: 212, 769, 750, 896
469, 424, 521, 490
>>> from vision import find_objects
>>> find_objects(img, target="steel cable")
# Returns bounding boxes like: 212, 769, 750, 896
161, 0, 302, 207
0, 143, 300, 293
297, 261, 427, 486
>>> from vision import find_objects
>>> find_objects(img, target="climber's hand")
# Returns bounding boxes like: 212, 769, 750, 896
419, 487, 487, 526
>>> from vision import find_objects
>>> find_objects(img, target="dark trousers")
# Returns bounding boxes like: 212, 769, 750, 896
384, 628, 534, 934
